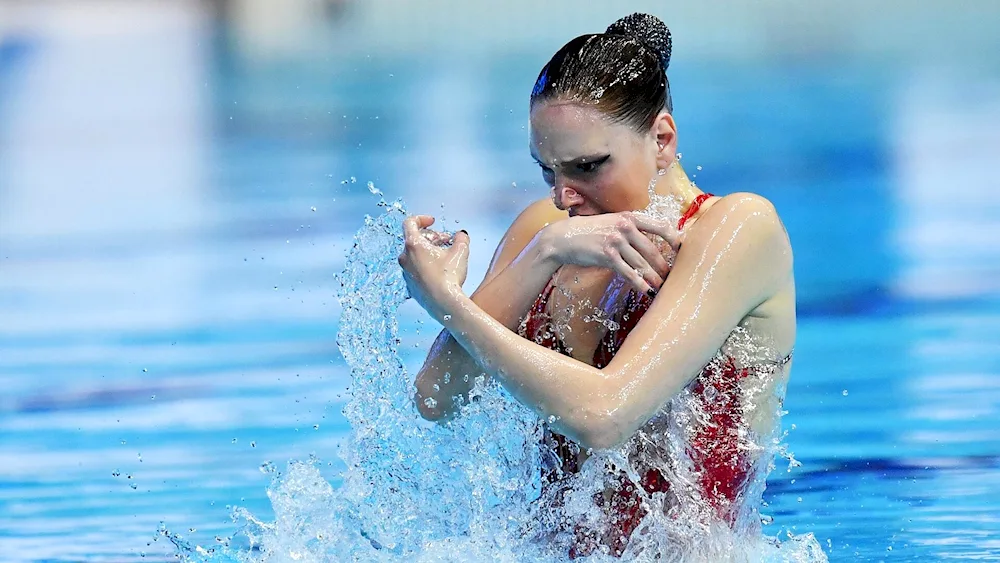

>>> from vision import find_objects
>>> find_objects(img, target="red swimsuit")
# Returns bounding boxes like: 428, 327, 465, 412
519, 194, 773, 557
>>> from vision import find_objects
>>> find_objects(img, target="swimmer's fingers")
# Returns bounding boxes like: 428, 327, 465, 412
446, 230, 471, 286
622, 227, 671, 283
402, 215, 436, 247
422, 230, 454, 246
609, 251, 656, 296
449, 229, 471, 252
616, 244, 661, 294
627, 213, 680, 250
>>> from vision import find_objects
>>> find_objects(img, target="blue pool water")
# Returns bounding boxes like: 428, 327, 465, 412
2, 10, 1000, 563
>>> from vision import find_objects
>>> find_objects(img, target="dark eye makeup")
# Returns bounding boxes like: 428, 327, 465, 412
532, 153, 610, 186
574, 155, 610, 174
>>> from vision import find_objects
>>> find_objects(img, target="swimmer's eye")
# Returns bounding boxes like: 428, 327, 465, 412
575, 155, 609, 174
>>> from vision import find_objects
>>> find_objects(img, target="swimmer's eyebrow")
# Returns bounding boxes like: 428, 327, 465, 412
563, 154, 610, 167
530, 151, 609, 167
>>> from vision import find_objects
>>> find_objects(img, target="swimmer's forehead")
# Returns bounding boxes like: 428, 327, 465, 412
529, 102, 627, 166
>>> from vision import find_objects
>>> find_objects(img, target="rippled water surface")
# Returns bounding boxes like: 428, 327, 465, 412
2, 6, 1000, 562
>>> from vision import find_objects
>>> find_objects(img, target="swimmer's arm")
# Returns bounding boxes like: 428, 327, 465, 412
414, 199, 566, 421
437, 195, 790, 449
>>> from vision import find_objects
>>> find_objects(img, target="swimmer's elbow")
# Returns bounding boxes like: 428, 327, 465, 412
416, 397, 443, 421
576, 425, 627, 451
413, 378, 449, 422
567, 407, 629, 451
414, 389, 451, 422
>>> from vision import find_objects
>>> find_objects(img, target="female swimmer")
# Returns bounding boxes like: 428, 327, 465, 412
399, 13, 795, 558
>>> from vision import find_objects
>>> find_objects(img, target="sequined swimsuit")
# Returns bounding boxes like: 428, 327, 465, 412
518, 194, 789, 558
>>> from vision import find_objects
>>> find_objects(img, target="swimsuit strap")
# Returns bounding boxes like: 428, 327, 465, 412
677, 193, 715, 230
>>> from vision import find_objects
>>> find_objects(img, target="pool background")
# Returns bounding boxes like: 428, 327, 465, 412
1, 1, 998, 561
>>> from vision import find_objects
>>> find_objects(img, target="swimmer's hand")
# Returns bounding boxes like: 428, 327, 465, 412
537, 212, 679, 295
399, 215, 471, 321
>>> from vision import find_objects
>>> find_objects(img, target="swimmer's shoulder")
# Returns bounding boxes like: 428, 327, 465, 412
682, 191, 793, 282
693, 192, 789, 248
483, 198, 568, 280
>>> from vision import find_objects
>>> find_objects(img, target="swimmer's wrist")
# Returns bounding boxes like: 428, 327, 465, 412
435, 281, 467, 314
532, 226, 563, 268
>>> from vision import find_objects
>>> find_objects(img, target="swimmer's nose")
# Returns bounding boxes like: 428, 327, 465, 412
552, 182, 584, 211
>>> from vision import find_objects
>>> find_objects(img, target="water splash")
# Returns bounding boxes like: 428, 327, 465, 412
169, 197, 826, 562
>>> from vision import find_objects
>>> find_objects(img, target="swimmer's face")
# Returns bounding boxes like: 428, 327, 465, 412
529, 100, 676, 216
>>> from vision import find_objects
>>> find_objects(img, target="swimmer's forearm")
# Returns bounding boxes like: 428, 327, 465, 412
467, 234, 562, 328
414, 237, 561, 420
440, 291, 618, 449
413, 330, 477, 420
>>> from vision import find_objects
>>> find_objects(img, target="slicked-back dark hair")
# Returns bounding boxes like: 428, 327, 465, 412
530, 13, 673, 132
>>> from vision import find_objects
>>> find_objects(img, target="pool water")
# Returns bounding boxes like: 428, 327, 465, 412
2, 10, 1000, 563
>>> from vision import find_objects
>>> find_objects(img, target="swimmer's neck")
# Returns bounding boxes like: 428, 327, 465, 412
650, 162, 705, 211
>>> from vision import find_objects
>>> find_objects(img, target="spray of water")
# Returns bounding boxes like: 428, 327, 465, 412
166, 194, 826, 562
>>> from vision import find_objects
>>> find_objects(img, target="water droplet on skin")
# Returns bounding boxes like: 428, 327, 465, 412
423, 397, 438, 409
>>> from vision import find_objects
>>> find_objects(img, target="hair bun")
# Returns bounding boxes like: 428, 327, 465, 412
605, 13, 672, 71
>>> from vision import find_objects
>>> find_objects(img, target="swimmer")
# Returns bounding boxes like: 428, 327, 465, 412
399, 13, 796, 558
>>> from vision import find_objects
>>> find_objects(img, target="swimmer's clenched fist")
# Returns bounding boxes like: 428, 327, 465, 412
398, 215, 471, 321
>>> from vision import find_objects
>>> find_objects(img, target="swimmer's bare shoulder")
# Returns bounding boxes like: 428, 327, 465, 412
477, 198, 568, 287
682, 191, 795, 350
